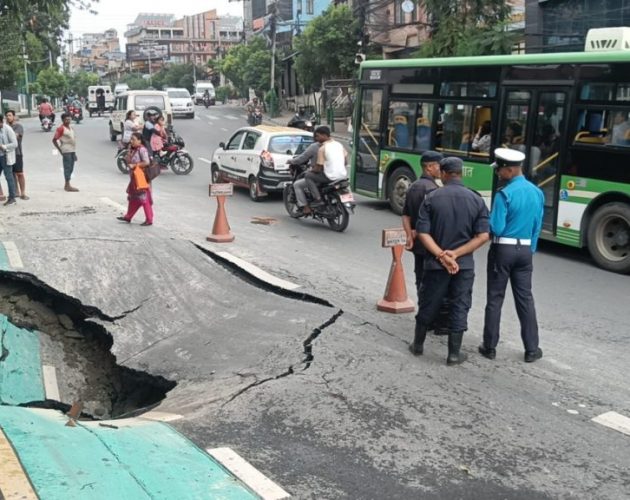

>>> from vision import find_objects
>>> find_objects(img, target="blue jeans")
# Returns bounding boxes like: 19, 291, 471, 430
62, 153, 76, 181
0, 155, 17, 200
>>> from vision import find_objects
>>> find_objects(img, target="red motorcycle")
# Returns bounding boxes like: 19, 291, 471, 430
67, 103, 83, 124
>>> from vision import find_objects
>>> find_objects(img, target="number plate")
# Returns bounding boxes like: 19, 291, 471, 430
340, 192, 354, 203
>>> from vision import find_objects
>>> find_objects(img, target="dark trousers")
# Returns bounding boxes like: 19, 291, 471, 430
414, 253, 451, 329
304, 170, 330, 201
0, 156, 16, 200
417, 269, 475, 332
483, 244, 539, 352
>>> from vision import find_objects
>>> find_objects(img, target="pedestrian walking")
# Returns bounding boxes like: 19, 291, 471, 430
413, 157, 490, 365
402, 151, 443, 354
0, 114, 19, 206
117, 132, 153, 226
52, 113, 79, 192
479, 148, 545, 363
5, 111, 28, 200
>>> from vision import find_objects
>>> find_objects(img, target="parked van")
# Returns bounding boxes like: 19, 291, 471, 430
87, 85, 114, 116
109, 90, 173, 142
193, 81, 216, 105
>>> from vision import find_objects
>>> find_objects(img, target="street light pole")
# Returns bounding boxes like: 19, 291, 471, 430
22, 39, 31, 116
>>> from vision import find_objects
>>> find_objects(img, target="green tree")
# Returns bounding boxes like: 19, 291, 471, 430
219, 37, 272, 97
67, 70, 99, 97
35, 67, 68, 96
417, 0, 516, 57
293, 5, 360, 90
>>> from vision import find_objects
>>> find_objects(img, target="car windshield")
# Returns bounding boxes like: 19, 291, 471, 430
135, 96, 165, 110
268, 135, 314, 155
168, 91, 190, 99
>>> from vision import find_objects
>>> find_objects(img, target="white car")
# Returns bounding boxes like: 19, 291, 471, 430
211, 126, 315, 201
166, 88, 194, 119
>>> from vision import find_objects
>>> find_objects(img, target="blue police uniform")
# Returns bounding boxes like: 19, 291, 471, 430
481, 149, 545, 362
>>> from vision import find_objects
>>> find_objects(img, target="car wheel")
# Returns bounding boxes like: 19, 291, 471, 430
211, 164, 222, 183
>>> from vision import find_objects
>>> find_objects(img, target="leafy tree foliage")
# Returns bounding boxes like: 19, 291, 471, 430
35, 67, 68, 97
151, 63, 207, 92
67, 70, 99, 97
417, 0, 516, 57
293, 5, 360, 90
219, 37, 272, 97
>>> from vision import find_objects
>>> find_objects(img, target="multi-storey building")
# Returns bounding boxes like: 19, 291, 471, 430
69, 29, 124, 76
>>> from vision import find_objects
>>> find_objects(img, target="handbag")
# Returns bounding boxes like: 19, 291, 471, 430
132, 164, 149, 190
144, 160, 161, 182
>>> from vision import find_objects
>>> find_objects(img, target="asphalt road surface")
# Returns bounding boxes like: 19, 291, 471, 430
1, 104, 629, 499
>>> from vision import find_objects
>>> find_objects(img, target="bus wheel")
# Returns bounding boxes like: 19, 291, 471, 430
587, 202, 630, 274
387, 166, 415, 215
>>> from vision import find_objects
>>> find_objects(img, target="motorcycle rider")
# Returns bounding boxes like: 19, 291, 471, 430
38, 99, 55, 124
287, 134, 321, 213
245, 97, 261, 125
305, 125, 347, 209
288, 106, 308, 128
203, 89, 211, 106
142, 110, 159, 155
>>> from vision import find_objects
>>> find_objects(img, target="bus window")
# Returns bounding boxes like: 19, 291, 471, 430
436, 103, 492, 159
415, 103, 434, 152
574, 109, 630, 147
501, 91, 530, 153
387, 101, 414, 149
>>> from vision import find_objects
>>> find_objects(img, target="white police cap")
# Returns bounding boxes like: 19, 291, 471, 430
492, 148, 526, 168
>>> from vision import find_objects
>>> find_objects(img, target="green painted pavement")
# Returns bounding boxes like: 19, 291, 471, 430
0, 314, 45, 405
0, 407, 260, 500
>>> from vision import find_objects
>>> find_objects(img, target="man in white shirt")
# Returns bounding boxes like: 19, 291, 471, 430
305, 125, 347, 208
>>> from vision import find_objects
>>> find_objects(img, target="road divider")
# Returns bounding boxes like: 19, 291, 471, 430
207, 447, 291, 500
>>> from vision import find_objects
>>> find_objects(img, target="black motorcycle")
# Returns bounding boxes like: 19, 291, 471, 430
287, 112, 317, 132
283, 160, 355, 232
116, 128, 193, 175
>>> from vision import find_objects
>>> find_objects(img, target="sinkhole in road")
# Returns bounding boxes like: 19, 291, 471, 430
0, 274, 175, 420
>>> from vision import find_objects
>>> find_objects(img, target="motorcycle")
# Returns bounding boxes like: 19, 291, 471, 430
40, 115, 54, 132
287, 112, 317, 132
283, 159, 355, 232
203, 95, 211, 108
67, 104, 83, 124
248, 107, 263, 126
115, 128, 194, 175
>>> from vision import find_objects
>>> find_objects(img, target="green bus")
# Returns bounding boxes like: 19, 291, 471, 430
351, 35, 630, 273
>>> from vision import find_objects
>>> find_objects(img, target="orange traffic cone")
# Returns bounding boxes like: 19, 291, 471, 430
207, 195, 235, 243
377, 245, 415, 313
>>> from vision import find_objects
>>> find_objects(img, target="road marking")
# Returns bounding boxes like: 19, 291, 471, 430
207, 115, 219, 121
207, 447, 291, 500
215, 251, 301, 291
0, 428, 38, 500
3, 242, 23, 269
42, 365, 60, 401
194, 116, 201, 120
225, 115, 239, 120
198, 157, 213, 165
221, 128, 228, 132
592, 411, 630, 436
100, 196, 126, 211
139, 410, 183, 422
545, 357, 572, 370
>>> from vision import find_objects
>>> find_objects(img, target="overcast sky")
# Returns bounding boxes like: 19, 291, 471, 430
69, 0, 244, 46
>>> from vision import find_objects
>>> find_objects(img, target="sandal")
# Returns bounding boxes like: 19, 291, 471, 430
0, 196, 6, 202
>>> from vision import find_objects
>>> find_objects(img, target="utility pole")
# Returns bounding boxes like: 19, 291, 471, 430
269, 3, 277, 93
67, 34, 73, 73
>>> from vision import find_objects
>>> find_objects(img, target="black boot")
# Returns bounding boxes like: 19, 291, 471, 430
446, 331, 468, 366
409, 324, 428, 356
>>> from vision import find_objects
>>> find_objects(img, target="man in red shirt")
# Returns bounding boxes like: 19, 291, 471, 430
38, 98, 55, 124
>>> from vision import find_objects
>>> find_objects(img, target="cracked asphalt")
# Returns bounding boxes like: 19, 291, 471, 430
0, 107, 628, 499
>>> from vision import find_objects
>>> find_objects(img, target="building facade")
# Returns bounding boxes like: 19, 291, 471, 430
69, 29, 124, 76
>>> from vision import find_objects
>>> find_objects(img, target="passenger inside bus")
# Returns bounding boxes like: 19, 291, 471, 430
416, 117, 431, 150
610, 111, 630, 146
472, 120, 492, 153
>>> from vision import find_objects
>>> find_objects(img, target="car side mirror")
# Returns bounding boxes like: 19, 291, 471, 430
219, 142, 226, 149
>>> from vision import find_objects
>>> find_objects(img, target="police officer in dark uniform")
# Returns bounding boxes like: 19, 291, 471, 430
479, 148, 545, 363
413, 157, 490, 365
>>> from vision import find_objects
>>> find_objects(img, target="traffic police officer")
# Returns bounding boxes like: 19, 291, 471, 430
479, 148, 545, 363
403, 152, 443, 354
413, 157, 490, 365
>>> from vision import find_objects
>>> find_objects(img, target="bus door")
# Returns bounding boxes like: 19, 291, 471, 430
499, 88, 570, 233
353, 87, 385, 194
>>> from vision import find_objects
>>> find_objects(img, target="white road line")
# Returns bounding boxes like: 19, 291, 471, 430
207, 115, 219, 121
3, 241, 23, 269
194, 116, 201, 120
42, 365, 61, 401
592, 411, 630, 436
100, 197, 126, 211
221, 128, 228, 132
139, 411, 183, 422
0, 428, 38, 499
207, 447, 290, 500
545, 357, 572, 370
215, 251, 300, 291
198, 157, 213, 165
225, 115, 239, 120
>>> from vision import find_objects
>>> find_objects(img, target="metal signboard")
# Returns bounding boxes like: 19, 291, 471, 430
209, 183, 234, 197
381, 228, 407, 248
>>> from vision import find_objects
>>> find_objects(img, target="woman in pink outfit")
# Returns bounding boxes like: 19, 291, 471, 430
150, 115, 167, 158
117, 132, 153, 226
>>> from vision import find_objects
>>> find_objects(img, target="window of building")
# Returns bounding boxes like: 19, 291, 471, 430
306, 0, 314, 15
394, 0, 405, 25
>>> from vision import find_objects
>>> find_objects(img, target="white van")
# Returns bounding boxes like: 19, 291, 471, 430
165, 88, 194, 119
109, 90, 173, 142
193, 81, 216, 105
87, 85, 114, 116
114, 83, 129, 96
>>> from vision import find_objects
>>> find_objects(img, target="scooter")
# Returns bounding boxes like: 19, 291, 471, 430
287, 112, 317, 132
283, 159, 355, 232
40, 116, 54, 132
68, 104, 83, 124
